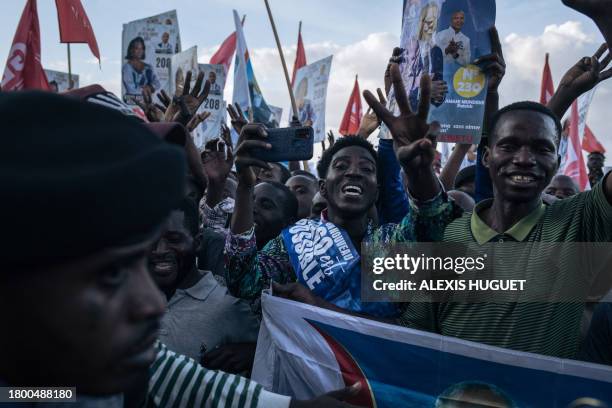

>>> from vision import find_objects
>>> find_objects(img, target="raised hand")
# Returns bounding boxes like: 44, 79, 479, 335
290, 383, 364, 408
220, 123, 233, 147
474, 26, 506, 93
135, 87, 165, 123
227, 102, 249, 135
548, 43, 612, 118
201, 139, 233, 184
201, 343, 256, 375
272, 282, 324, 307
327, 130, 336, 148
358, 88, 386, 139
430, 80, 448, 105
562, 0, 612, 49
384, 47, 405, 96
163, 70, 211, 125
186, 111, 211, 132
234, 124, 271, 187
364, 64, 438, 171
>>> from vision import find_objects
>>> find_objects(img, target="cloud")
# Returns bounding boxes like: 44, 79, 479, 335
499, 20, 611, 161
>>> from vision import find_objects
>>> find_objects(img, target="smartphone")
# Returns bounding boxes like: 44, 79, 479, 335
251, 126, 314, 163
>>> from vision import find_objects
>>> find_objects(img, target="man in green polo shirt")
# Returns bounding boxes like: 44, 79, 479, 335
360, 61, 612, 358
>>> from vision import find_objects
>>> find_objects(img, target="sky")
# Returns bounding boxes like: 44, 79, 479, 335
1, 0, 611, 164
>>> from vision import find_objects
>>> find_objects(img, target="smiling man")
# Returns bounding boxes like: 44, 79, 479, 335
225, 120, 450, 318
380, 94, 612, 358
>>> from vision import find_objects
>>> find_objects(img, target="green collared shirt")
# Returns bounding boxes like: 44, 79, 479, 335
399, 180, 612, 359
470, 199, 545, 244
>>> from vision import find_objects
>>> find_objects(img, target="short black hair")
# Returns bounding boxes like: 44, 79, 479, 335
317, 137, 378, 179
259, 181, 298, 221
173, 197, 200, 238
454, 164, 476, 189
588, 151, 605, 158
271, 163, 292, 183
488, 101, 562, 146
291, 169, 318, 181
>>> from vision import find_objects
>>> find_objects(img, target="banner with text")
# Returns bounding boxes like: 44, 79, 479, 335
194, 63, 227, 148
121, 10, 181, 104
44, 69, 79, 92
381, 0, 495, 144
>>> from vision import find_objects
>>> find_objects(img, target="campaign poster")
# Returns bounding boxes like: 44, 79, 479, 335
193, 63, 226, 149
381, 0, 495, 144
291, 56, 333, 143
254, 293, 612, 407
44, 69, 79, 92
121, 10, 181, 104
169, 46, 198, 96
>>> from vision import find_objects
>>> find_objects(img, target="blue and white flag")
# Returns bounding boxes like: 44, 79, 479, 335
231, 9, 276, 127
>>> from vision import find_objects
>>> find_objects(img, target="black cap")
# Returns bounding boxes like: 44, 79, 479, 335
0, 91, 187, 269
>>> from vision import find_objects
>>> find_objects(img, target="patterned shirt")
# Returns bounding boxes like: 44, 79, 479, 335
149, 342, 290, 408
200, 197, 234, 236
399, 179, 612, 358
224, 194, 459, 308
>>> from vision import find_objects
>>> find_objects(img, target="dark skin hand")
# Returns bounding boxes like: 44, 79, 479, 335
136, 87, 165, 123
201, 343, 256, 375
159, 70, 212, 126
227, 102, 249, 135
474, 26, 506, 132
364, 64, 441, 201
357, 89, 386, 139
548, 43, 612, 119
202, 137, 234, 209
562, 0, 612, 50
290, 383, 364, 408
384, 47, 404, 96
327, 130, 336, 148
230, 124, 272, 236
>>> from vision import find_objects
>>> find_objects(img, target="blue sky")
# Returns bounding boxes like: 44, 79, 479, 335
1, 0, 610, 163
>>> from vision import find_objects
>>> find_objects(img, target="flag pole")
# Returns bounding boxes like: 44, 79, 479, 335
263, 0, 299, 121
67, 43, 72, 87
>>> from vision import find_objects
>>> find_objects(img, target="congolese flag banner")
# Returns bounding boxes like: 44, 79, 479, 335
253, 292, 612, 407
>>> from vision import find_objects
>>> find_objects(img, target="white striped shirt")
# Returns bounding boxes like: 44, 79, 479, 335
149, 342, 290, 408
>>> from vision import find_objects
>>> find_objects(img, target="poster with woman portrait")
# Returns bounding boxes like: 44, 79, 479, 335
381, 0, 495, 144
121, 10, 181, 104
291, 56, 333, 143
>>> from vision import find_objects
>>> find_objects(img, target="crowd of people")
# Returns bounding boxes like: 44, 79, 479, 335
1, 0, 612, 407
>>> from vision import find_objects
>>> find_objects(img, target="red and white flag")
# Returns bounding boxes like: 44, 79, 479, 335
210, 32, 237, 75
562, 101, 590, 191
1, 0, 49, 91
55, 0, 100, 63
539, 53, 554, 105
339, 76, 363, 136
291, 23, 307, 87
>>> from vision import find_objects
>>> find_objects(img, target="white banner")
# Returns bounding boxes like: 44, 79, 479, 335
253, 292, 612, 407
121, 10, 181, 104
291, 56, 333, 142
44, 69, 79, 92
170, 46, 198, 96
194, 63, 227, 148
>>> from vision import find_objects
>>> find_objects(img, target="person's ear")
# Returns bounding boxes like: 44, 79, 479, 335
320, 180, 328, 200
482, 145, 491, 169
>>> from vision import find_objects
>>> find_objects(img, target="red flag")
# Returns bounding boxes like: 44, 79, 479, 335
582, 125, 606, 153
1, 0, 49, 91
562, 101, 590, 190
210, 32, 237, 75
291, 23, 307, 87
339, 76, 363, 136
540, 53, 554, 105
55, 0, 100, 62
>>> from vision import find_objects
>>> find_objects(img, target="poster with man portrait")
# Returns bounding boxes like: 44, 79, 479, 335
121, 10, 181, 105
291, 56, 333, 143
193, 63, 227, 149
381, 0, 495, 144
44, 69, 79, 93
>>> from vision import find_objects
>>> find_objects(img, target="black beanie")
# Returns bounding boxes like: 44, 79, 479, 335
0, 91, 187, 269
